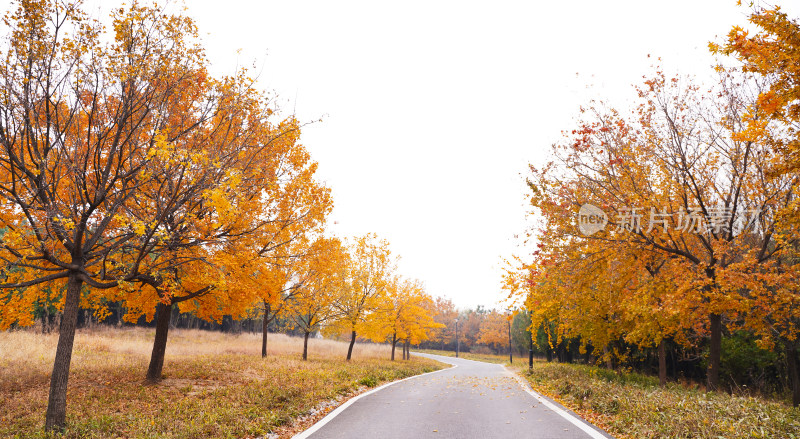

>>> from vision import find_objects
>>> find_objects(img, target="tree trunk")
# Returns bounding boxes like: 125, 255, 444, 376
44, 274, 83, 432
41, 307, 49, 334
302, 331, 310, 361
346, 330, 356, 361
508, 319, 513, 364
391, 332, 397, 361
707, 313, 722, 391
261, 302, 270, 358
603, 345, 613, 369
169, 306, 178, 329
528, 345, 534, 369
658, 339, 667, 387
261, 318, 269, 358
146, 302, 173, 382
405, 340, 410, 360
786, 341, 800, 407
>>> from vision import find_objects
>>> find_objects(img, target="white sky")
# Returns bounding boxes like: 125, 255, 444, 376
179, 0, 800, 310
5, 0, 793, 309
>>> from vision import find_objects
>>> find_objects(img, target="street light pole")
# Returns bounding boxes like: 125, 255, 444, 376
507, 310, 513, 364
528, 310, 534, 369
455, 318, 460, 358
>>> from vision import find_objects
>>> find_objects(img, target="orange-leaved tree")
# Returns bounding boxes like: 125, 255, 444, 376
429, 296, 458, 351
364, 277, 440, 360
248, 134, 332, 358
517, 68, 794, 391
711, 6, 800, 404
286, 237, 348, 361
102, 38, 313, 383
332, 233, 394, 361
395, 284, 442, 360
712, 5, 800, 175
0, 0, 252, 429
477, 310, 512, 355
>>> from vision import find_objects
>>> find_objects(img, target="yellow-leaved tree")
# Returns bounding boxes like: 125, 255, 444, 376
0, 0, 255, 429
286, 237, 348, 361
477, 310, 513, 356
511, 67, 795, 393
331, 234, 394, 361
364, 277, 441, 360
0, 0, 331, 430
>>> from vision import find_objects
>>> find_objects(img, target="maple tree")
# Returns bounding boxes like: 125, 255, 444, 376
710, 4, 800, 404
252, 265, 292, 357
129, 80, 307, 383
515, 238, 690, 381
461, 308, 487, 350
0, 0, 331, 429
364, 276, 441, 360
477, 310, 512, 355
286, 237, 347, 361
510, 66, 796, 393
712, 5, 800, 176
330, 233, 394, 361
98, 21, 328, 383
428, 296, 458, 350
0, 0, 223, 429
404, 286, 444, 356
247, 136, 332, 358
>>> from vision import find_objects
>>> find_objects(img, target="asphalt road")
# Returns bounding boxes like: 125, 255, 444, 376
294, 353, 614, 439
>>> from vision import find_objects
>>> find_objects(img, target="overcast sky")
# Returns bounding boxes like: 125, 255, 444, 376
22, 0, 781, 309
175, 0, 800, 310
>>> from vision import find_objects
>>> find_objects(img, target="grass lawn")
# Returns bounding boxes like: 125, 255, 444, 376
514, 360, 800, 439
0, 327, 442, 438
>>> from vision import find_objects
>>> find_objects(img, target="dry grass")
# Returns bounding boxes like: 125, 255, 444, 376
514, 360, 800, 439
1, 327, 393, 362
0, 327, 442, 438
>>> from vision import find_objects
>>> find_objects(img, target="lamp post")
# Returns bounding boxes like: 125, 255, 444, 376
528, 310, 534, 369
455, 318, 460, 358
507, 309, 513, 364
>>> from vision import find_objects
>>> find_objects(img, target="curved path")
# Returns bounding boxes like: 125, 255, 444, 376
293, 353, 614, 439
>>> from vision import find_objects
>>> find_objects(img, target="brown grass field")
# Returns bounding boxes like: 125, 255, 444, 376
512, 360, 800, 439
0, 327, 442, 438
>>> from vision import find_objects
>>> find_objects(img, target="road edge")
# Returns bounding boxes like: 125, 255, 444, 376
291, 362, 457, 439
504, 365, 615, 439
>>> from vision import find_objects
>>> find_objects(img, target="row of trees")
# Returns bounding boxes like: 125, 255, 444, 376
0, 0, 441, 432
504, 5, 800, 404
274, 234, 441, 362
418, 302, 534, 359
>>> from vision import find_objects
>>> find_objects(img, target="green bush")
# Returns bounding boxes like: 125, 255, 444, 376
358, 376, 378, 387
718, 331, 783, 395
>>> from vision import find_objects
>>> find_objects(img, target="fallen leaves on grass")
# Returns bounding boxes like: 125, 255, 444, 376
516, 361, 800, 439
0, 328, 442, 438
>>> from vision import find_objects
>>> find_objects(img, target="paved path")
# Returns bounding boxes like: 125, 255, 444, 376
294, 353, 614, 439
